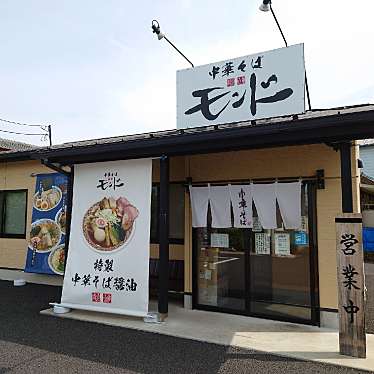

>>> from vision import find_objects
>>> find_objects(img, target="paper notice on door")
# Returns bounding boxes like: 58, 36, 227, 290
255, 233, 271, 255
300, 216, 308, 232
274, 233, 291, 256
252, 216, 263, 232
295, 231, 308, 246
205, 269, 212, 280
210, 233, 229, 248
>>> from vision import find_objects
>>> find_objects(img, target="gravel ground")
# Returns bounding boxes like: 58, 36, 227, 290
0, 281, 371, 373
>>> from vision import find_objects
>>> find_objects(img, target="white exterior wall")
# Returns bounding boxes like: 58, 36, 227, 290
360, 145, 374, 178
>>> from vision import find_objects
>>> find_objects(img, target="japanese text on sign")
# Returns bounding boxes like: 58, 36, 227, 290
238, 188, 248, 226
340, 233, 361, 324
335, 214, 366, 358
177, 44, 305, 129
97, 172, 124, 191
71, 259, 138, 293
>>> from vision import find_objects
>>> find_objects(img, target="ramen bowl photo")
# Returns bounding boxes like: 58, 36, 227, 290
55, 208, 67, 235
48, 245, 65, 275
29, 219, 62, 253
82, 196, 138, 253
33, 186, 62, 212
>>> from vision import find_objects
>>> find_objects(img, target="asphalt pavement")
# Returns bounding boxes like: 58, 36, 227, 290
0, 281, 372, 373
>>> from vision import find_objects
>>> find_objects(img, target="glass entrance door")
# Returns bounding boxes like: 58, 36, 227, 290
249, 183, 316, 322
195, 226, 248, 311
193, 182, 319, 324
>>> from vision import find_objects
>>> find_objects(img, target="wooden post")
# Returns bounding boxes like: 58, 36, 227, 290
335, 213, 366, 358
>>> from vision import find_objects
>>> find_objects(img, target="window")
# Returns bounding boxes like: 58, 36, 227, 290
150, 183, 185, 244
0, 190, 27, 238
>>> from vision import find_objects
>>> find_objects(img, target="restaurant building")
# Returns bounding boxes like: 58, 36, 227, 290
0, 104, 373, 328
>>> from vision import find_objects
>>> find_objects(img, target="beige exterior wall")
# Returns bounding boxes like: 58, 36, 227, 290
152, 156, 185, 182
0, 143, 360, 311
0, 160, 52, 269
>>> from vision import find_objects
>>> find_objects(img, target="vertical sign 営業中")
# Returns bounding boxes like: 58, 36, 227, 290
335, 213, 366, 358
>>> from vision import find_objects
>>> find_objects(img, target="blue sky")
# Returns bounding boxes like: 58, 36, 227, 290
0, 0, 373, 145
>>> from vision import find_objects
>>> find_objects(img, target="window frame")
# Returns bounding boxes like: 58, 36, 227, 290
191, 181, 320, 326
150, 182, 185, 245
0, 189, 28, 239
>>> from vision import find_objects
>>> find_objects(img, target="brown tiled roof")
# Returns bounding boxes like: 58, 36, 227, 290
0, 138, 37, 152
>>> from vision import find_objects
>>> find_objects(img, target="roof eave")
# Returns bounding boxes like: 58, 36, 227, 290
43, 109, 374, 165
0, 150, 37, 162
1, 108, 373, 165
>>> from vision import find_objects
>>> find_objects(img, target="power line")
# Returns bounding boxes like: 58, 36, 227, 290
0, 117, 44, 127
0, 128, 46, 136
0, 116, 52, 144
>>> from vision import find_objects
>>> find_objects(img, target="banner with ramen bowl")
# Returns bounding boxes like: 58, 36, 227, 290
60, 159, 152, 317
25, 173, 68, 275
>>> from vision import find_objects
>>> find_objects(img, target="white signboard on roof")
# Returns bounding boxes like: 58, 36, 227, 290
177, 44, 305, 129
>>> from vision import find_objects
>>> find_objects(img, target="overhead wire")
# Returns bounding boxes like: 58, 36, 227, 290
0, 116, 50, 141
0, 128, 46, 136
0, 117, 44, 127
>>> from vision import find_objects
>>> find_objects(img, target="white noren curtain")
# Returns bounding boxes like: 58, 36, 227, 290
209, 185, 232, 228
252, 183, 277, 229
229, 184, 253, 228
189, 186, 210, 227
276, 181, 302, 229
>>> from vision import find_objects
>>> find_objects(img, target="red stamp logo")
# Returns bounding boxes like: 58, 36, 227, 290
92, 292, 101, 303
103, 293, 112, 304
227, 78, 235, 87
237, 76, 245, 85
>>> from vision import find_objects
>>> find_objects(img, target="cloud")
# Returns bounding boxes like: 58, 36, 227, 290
121, 75, 177, 134
1, 0, 373, 145
107, 38, 132, 54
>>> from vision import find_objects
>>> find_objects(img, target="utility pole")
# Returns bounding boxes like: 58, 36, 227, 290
48, 125, 52, 146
